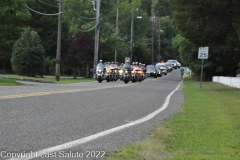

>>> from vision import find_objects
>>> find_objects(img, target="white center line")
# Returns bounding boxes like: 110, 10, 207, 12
9, 82, 182, 160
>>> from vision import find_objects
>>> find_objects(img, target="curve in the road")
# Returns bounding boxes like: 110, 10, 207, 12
9, 81, 182, 160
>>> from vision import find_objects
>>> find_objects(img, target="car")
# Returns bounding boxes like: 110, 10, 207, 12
146, 65, 160, 78
176, 61, 181, 68
166, 60, 178, 69
155, 63, 167, 75
165, 63, 173, 72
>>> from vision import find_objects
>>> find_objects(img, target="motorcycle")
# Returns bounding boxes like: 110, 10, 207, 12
140, 63, 147, 80
103, 62, 119, 82
131, 62, 144, 82
95, 61, 105, 83
121, 62, 133, 84
110, 63, 119, 81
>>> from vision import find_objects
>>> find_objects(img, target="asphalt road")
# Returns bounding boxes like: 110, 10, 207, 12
0, 69, 184, 160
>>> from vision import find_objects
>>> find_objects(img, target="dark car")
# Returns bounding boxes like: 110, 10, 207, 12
155, 64, 167, 75
146, 65, 159, 78
165, 63, 173, 72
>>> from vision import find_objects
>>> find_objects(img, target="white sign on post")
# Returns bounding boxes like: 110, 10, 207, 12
125, 57, 130, 63
198, 47, 209, 59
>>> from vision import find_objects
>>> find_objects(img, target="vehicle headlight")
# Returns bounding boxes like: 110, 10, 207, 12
131, 71, 134, 74
107, 70, 109, 73
98, 69, 102, 72
119, 70, 123, 74
125, 71, 128, 73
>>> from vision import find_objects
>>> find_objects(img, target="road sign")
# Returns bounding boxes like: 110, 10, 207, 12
125, 57, 130, 63
198, 47, 209, 59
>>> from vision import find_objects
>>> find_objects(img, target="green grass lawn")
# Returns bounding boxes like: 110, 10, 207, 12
106, 79, 240, 160
0, 78, 23, 86
0, 74, 95, 85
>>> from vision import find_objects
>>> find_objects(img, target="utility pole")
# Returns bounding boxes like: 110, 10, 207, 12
151, 0, 154, 64
93, 0, 100, 77
114, 8, 119, 63
130, 9, 134, 63
158, 18, 161, 62
55, 0, 63, 81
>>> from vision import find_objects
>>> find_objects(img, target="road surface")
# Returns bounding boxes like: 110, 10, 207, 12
0, 69, 184, 160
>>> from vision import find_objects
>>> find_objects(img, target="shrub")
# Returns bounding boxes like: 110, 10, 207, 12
11, 29, 45, 77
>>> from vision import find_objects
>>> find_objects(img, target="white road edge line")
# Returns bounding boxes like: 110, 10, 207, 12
9, 82, 182, 160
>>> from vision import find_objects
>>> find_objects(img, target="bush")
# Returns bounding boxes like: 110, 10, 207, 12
11, 29, 45, 77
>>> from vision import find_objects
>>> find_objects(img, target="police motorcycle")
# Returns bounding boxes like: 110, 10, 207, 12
103, 62, 119, 82
121, 61, 133, 84
118, 63, 124, 80
140, 63, 147, 79
104, 62, 113, 82
95, 60, 105, 83
131, 62, 144, 82
110, 62, 120, 81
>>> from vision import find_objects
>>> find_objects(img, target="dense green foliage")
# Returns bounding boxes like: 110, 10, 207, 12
0, 0, 31, 71
170, 0, 240, 79
1, 0, 176, 77
3, 0, 239, 79
11, 29, 45, 77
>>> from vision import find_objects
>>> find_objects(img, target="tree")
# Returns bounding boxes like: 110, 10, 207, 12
158, 16, 177, 61
63, 0, 151, 65
26, 0, 70, 76
63, 32, 94, 78
11, 29, 45, 77
27, 0, 69, 60
0, 0, 31, 72
169, 0, 240, 78
154, 0, 173, 17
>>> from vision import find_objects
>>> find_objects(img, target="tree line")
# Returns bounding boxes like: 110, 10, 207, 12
170, 0, 240, 79
0, 0, 239, 79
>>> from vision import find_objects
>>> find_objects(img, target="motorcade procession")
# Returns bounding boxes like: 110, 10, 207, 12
95, 59, 181, 84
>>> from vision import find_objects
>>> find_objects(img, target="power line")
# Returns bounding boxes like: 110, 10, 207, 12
68, 11, 96, 23
66, 8, 96, 20
25, 5, 62, 16
77, 24, 98, 32
37, 0, 58, 8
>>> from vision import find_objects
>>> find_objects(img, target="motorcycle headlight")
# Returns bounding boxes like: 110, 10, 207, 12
119, 70, 123, 74
98, 69, 102, 72
107, 70, 109, 73
125, 71, 128, 74
131, 71, 134, 74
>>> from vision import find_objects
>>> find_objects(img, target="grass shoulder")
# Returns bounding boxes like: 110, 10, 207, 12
0, 78, 24, 86
106, 79, 240, 160
0, 74, 94, 85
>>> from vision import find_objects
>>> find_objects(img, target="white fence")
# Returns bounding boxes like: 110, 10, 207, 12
212, 76, 240, 89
